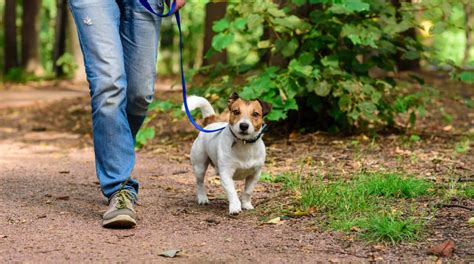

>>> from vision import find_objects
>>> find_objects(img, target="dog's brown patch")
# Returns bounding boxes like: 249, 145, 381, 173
202, 112, 229, 127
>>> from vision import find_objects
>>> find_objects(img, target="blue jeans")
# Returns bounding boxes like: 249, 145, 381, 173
69, 0, 163, 199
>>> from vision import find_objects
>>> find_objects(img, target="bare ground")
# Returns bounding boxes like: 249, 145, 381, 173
0, 75, 473, 262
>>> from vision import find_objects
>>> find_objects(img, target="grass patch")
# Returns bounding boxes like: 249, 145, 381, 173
465, 186, 474, 198
358, 214, 423, 244
273, 172, 433, 244
363, 173, 433, 198
461, 184, 474, 199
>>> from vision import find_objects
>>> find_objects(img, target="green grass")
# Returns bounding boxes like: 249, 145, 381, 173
462, 184, 474, 199
271, 172, 433, 244
358, 214, 423, 244
454, 138, 470, 154
363, 173, 433, 198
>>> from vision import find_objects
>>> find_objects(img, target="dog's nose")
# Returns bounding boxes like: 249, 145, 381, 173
239, 123, 249, 131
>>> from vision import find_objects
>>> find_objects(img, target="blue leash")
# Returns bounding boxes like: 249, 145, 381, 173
139, 0, 225, 133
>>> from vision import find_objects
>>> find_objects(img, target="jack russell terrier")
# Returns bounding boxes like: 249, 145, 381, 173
184, 93, 272, 215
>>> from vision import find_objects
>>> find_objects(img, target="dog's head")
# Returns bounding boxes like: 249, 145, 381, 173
227, 92, 272, 140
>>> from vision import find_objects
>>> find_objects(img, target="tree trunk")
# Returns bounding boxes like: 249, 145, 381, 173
4, 0, 18, 73
463, 0, 473, 66
22, 0, 44, 75
67, 8, 86, 82
53, 0, 68, 77
202, 2, 227, 66
260, 28, 287, 67
391, 0, 420, 71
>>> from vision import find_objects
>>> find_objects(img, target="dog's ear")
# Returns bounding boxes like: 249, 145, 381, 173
227, 92, 240, 109
257, 99, 272, 117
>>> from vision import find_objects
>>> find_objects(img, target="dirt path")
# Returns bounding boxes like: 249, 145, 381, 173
0, 140, 353, 262
0, 81, 472, 262
0, 85, 352, 263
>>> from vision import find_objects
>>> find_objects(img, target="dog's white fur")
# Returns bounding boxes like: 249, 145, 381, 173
182, 95, 216, 118
186, 96, 266, 215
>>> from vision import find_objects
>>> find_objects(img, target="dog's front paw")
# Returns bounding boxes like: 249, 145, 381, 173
242, 202, 254, 210
197, 195, 210, 205
228, 201, 242, 215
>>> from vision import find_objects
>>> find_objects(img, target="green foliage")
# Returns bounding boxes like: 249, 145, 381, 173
157, 0, 209, 75
193, 0, 427, 131
272, 171, 432, 243
454, 138, 470, 154
39, 0, 57, 74
4, 67, 39, 83
56, 53, 78, 79
135, 127, 155, 148
409, 134, 420, 142
464, 185, 474, 199
419, 0, 474, 84
420, 0, 473, 66
452, 70, 474, 84
135, 99, 182, 149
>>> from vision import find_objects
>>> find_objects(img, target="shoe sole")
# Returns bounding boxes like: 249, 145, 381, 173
102, 214, 137, 229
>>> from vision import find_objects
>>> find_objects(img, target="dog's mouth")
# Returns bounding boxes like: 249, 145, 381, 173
239, 131, 249, 136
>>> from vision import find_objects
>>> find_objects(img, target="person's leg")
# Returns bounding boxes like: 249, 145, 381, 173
68, 0, 139, 198
120, 0, 163, 138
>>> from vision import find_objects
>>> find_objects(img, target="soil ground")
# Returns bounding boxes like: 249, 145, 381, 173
0, 74, 473, 262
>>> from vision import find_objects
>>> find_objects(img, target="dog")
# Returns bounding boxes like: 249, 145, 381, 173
184, 92, 272, 215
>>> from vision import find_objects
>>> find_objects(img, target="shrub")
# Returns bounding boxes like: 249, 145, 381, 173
193, 0, 429, 131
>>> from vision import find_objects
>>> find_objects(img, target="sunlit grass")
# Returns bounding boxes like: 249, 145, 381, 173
266, 172, 434, 244
358, 214, 423, 244
462, 184, 474, 199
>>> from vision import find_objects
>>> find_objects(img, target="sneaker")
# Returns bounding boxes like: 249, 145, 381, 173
102, 189, 137, 228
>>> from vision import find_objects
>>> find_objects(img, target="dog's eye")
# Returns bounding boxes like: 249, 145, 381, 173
232, 110, 240, 115
252, 112, 260, 117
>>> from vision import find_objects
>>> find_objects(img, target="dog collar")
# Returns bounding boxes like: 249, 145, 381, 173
229, 123, 268, 147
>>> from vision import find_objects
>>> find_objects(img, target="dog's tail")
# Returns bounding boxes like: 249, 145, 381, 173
182, 95, 216, 118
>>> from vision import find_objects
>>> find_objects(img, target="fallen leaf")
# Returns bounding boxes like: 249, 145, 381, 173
265, 217, 283, 225
468, 217, 474, 225
350, 226, 360, 232
373, 244, 385, 251
159, 249, 180, 258
395, 147, 411, 155
429, 240, 455, 257
209, 177, 221, 185
292, 210, 310, 217
289, 131, 299, 141
442, 125, 452, 131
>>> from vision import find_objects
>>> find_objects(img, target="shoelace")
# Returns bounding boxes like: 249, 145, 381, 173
115, 190, 134, 210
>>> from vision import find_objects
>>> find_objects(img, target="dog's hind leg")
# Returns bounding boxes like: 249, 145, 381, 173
241, 168, 261, 210
193, 158, 210, 205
